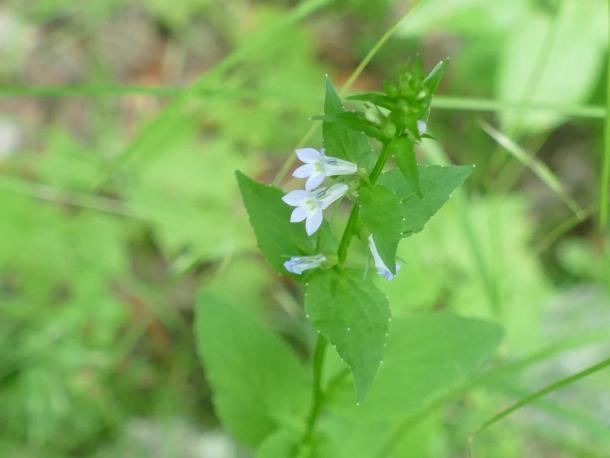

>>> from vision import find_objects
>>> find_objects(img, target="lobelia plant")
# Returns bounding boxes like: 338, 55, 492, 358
196, 59, 503, 457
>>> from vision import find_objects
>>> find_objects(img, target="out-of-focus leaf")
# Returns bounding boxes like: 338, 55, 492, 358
397, 0, 529, 37
305, 269, 390, 402
496, 0, 606, 133
210, 9, 323, 150
128, 135, 250, 263
195, 292, 309, 447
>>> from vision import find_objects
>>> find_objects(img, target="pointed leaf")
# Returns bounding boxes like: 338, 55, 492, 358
195, 292, 310, 447
358, 185, 403, 275
323, 78, 376, 169
328, 313, 503, 423
236, 171, 315, 274
423, 59, 447, 95
305, 269, 390, 402
388, 136, 421, 197
379, 164, 472, 237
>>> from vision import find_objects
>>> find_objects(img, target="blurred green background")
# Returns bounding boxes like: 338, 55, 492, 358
1, 0, 610, 456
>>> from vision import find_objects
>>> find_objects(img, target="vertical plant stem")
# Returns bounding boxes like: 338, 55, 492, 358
599, 0, 610, 232
337, 206, 360, 266
288, 3, 424, 450
302, 335, 328, 446
301, 140, 393, 450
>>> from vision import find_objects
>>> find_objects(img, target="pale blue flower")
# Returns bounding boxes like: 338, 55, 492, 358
284, 254, 326, 275
282, 183, 348, 236
293, 148, 358, 191
417, 120, 427, 136
368, 235, 400, 281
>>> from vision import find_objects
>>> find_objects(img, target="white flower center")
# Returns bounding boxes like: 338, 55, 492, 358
305, 197, 320, 212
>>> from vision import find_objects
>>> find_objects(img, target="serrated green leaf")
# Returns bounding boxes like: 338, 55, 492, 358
305, 270, 390, 401
328, 312, 503, 423
379, 164, 472, 236
195, 292, 310, 447
323, 78, 376, 169
359, 185, 403, 275
388, 136, 421, 197
236, 171, 315, 274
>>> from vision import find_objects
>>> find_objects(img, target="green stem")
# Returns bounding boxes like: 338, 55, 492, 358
336, 142, 391, 267
432, 97, 604, 119
368, 142, 393, 183
336, 206, 360, 266
301, 335, 328, 446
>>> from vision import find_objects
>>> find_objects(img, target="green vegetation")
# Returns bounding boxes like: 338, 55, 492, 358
1, 0, 609, 457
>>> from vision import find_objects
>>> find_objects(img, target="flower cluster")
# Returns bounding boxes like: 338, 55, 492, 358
282, 148, 353, 236
281, 148, 397, 280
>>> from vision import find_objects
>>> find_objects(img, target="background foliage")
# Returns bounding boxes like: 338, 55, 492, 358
1, 0, 609, 456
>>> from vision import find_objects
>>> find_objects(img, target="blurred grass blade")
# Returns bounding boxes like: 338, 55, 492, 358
0, 175, 153, 221
0, 85, 183, 97
479, 120, 585, 218
471, 356, 610, 436
0, 84, 318, 104
2, 83, 604, 120
340, 0, 423, 92
432, 96, 605, 119
95, 0, 329, 187
534, 204, 597, 254
496, 383, 610, 445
